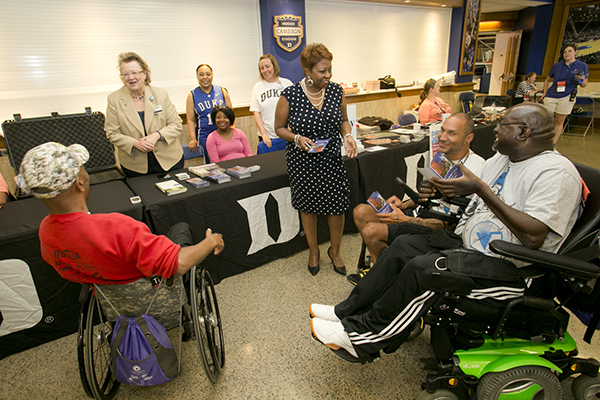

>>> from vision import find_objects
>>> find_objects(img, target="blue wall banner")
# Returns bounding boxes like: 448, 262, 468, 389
260, 0, 306, 83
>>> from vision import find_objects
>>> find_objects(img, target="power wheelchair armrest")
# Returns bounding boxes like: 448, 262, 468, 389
489, 240, 600, 280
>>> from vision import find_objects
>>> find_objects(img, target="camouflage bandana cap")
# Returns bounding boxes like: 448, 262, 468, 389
19, 142, 89, 199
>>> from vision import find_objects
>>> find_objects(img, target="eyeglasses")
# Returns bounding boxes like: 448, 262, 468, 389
497, 121, 530, 128
120, 71, 144, 78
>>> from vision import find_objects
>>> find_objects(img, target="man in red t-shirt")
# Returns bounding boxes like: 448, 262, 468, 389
19, 142, 224, 285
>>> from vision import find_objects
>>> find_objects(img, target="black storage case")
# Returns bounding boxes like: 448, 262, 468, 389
2, 110, 124, 185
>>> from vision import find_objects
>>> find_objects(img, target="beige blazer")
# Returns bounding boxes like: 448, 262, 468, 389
105, 85, 184, 174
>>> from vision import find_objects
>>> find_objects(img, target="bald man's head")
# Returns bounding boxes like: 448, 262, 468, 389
508, 103, 554, 142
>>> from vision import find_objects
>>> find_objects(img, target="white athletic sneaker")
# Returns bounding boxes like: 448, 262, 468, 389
309, 304, 340, 322
310, 317, 358, 358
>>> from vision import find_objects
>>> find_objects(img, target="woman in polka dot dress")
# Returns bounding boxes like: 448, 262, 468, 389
275, 43, 357, 276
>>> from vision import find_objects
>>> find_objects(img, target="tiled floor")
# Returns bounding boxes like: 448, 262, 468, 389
0, 132, 599, 399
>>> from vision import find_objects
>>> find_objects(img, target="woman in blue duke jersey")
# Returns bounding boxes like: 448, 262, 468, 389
186, 64, 233, 163
250, 54, 293, 154
275, 43, 357, 277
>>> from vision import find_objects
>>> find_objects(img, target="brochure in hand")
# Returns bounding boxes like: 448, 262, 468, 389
226, 166, 251, 179
367, 191, 393, 214
155, 180, 188, 196
186, 177, 209, 188
418, 151, 463, 180
308, 139, 330, 153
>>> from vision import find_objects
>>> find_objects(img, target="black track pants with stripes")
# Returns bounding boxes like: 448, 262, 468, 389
335, 233, 525, 358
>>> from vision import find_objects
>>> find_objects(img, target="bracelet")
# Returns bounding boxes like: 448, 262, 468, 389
294, 134, 300, 148
156, 131, 162, 141
343, 133, 352, 139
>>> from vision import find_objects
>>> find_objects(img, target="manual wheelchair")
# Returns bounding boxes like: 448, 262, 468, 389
415, 162, 600, 399
76, 265, 224, 400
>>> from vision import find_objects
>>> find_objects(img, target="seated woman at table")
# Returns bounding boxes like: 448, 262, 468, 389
250, 54, 293, 154
206, 106, 253, 162
186, 64, 233, 163
105, 52, 184, 177
515, 72, 543, 102
418, 79, 451, 123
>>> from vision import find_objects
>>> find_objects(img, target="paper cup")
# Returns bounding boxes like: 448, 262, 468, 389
413, 123, 421, 132
442, 113, 451, 123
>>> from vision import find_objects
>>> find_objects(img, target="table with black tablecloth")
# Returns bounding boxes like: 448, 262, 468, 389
126, 139, 432, 283
0, 180, 143, 359
126, 151, 360, 283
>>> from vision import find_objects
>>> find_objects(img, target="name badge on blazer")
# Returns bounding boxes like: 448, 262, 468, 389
154, 105, 163, 114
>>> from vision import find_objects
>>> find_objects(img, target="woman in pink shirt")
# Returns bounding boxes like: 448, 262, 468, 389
418, 79, 451, 123
206, 106, 253, 162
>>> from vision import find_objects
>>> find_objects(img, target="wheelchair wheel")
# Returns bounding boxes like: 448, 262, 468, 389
77, 290, 95, 398
571, 374, 600, 399
477, 366, 561, 400
190, 266, 225, 382
80, 293, 120, 400
416, 389, 459, 400
406, 317, 425, 341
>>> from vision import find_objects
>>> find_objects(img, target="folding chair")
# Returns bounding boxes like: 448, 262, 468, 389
563, 97, 594, 137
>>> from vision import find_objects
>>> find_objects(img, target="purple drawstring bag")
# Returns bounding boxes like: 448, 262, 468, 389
110, 314, 179, 386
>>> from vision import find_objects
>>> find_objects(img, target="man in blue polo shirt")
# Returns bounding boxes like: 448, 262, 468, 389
542, 42, 589, 144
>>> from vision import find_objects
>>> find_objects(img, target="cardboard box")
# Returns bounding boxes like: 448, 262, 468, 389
365, 81, 380, 91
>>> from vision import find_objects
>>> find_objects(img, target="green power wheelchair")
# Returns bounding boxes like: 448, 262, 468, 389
416, 162, 600, 400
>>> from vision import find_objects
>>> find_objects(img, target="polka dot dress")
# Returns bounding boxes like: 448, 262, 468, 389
282, 82, 350, 215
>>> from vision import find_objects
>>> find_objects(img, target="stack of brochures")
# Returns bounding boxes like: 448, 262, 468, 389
204, 170, 231, 184
186, 177, 209, 188
188, 163, 226, 178
226, 166, 251, 179
155, 180, 188, 196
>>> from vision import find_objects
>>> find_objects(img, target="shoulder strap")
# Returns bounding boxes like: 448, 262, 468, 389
110, 317, 130, 373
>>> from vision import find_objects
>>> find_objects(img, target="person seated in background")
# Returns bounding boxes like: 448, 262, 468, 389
0, 172, 9, 204
352, 113, 485, 276
250, 54, 293, 154
309, 103, 582, 363
18, 142, 224, 284
206, 106, 253, 163
515, 72, 543, 102
418, 79, 451, 123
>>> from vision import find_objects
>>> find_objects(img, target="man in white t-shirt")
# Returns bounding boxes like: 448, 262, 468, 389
310, 103, 582, 363
353, 113, 486, 268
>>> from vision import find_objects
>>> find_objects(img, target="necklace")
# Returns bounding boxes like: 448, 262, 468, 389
300, 78, 325, 108
131, 92, 145, 100
453, 149, 470, 165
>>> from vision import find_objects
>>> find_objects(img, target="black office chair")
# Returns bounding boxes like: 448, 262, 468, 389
507, 89, 523, 106
459, 92, 475, 113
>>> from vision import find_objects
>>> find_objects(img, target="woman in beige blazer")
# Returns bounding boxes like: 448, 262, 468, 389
105, 52, 184, 177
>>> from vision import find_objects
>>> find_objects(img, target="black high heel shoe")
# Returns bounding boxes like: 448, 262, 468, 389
308, 253, 320, 276
327, 247, 347, 276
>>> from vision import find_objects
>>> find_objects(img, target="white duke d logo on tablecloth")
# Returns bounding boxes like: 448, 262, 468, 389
238, 187, 300, 255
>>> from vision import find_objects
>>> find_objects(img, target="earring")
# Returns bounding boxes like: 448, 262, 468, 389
306, 76, 314, 86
